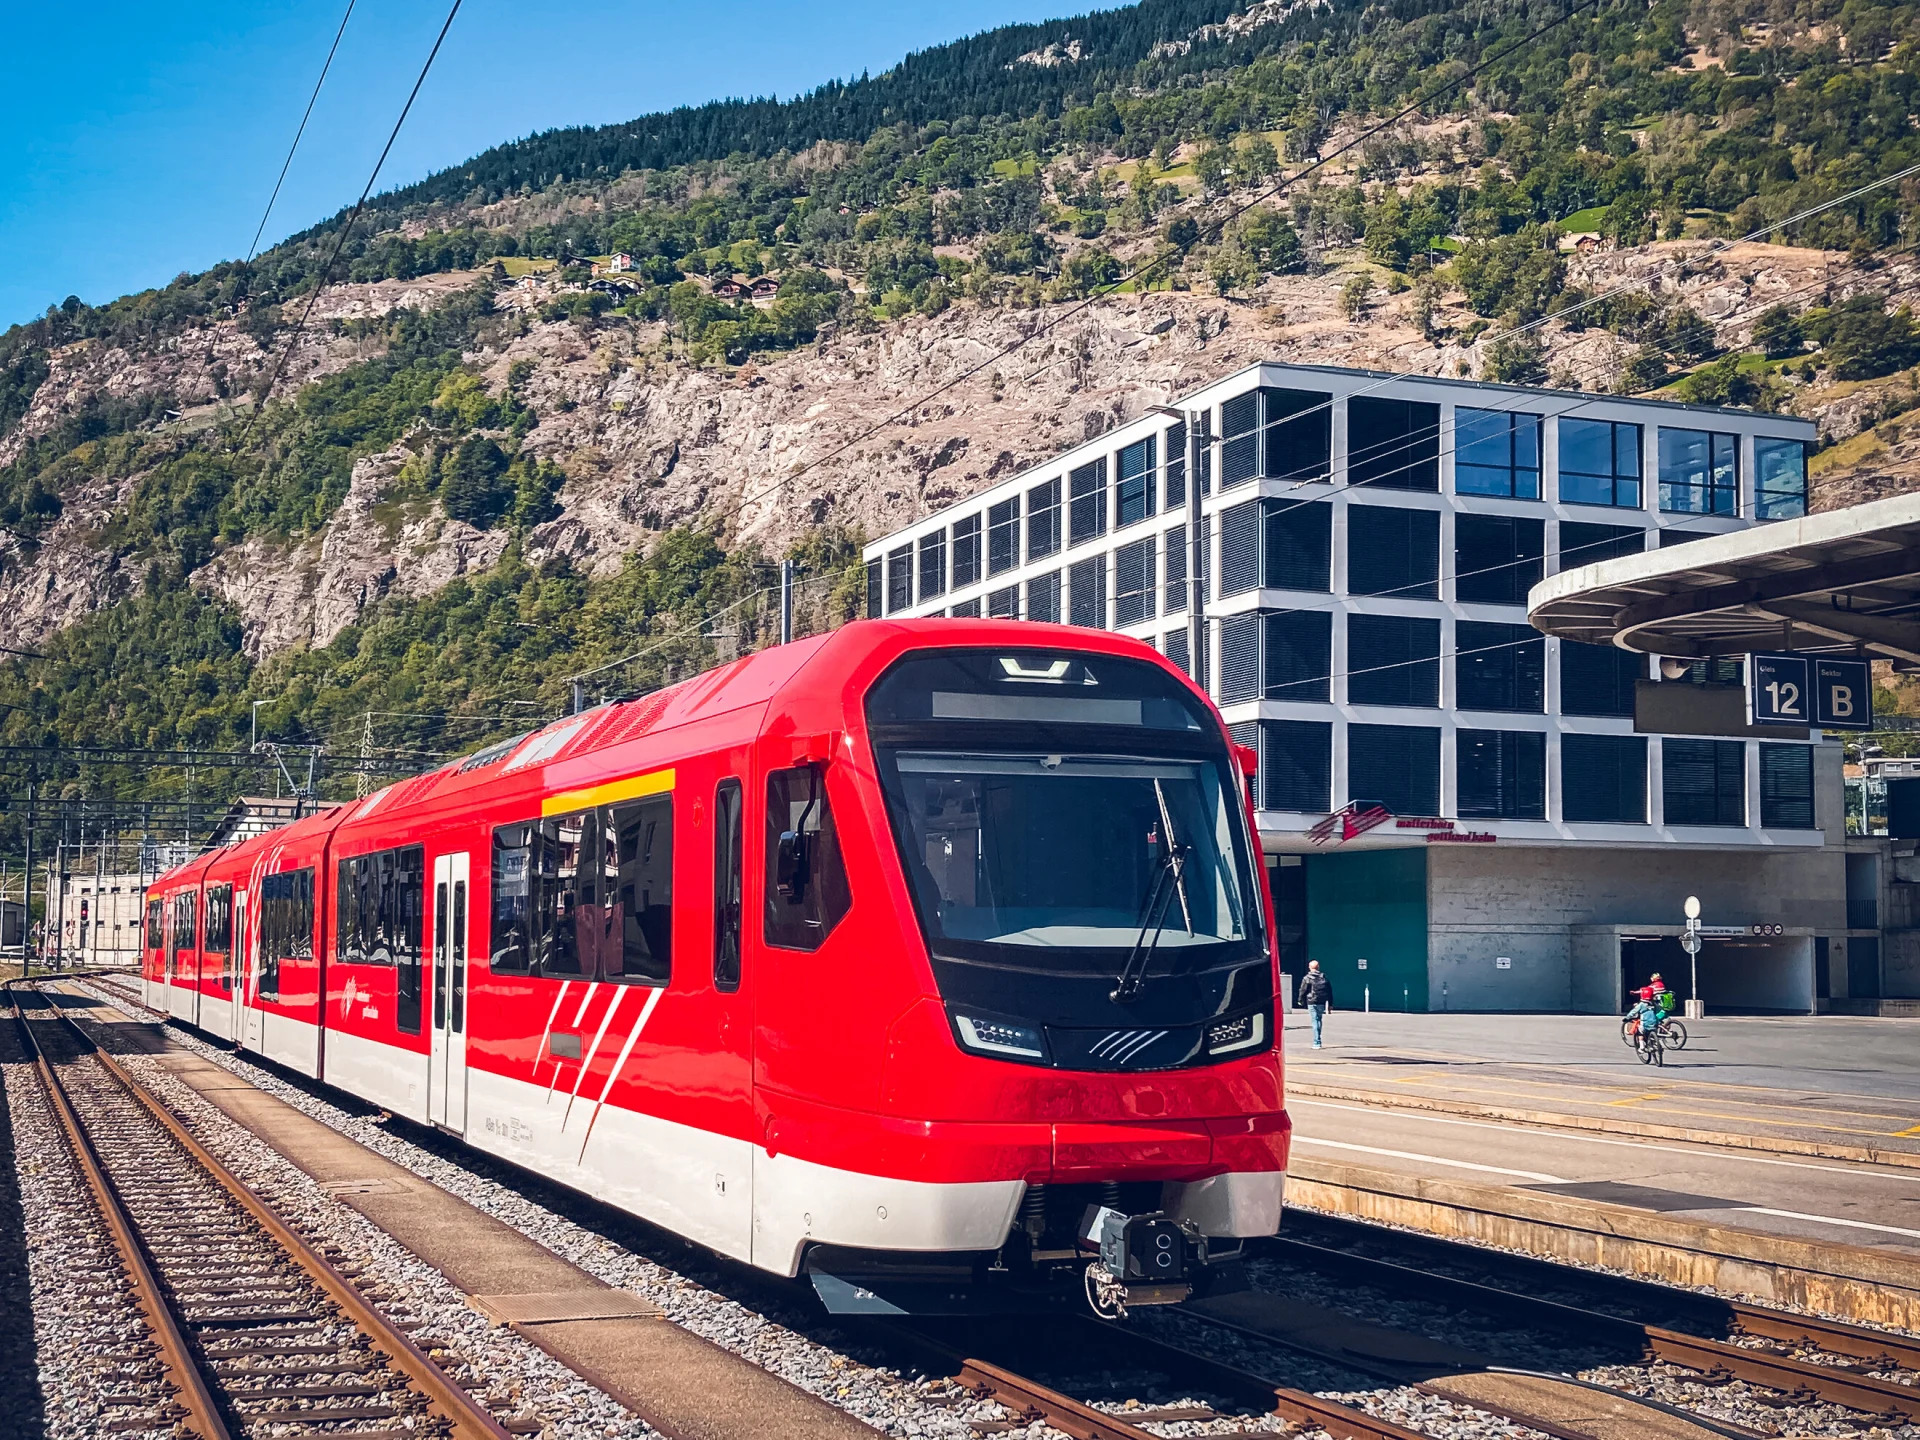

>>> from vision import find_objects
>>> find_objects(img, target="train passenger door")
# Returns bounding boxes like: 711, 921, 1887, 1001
241, 888, 265, 1054
229, 888, 249, 1044
428, 852, 470, 1133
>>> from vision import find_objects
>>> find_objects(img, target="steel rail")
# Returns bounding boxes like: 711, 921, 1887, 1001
6, 981, 234, 1440
27, 980, 519, 1440
1262, 1234, 1920, 1422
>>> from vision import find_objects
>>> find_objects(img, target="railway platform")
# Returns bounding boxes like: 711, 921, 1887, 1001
1280, 1009, 1920, 1328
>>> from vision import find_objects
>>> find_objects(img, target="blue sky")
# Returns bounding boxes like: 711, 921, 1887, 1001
0, 0, 1068, 330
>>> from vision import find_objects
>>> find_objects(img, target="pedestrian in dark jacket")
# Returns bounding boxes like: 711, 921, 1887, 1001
1297, 960, 1333, 1049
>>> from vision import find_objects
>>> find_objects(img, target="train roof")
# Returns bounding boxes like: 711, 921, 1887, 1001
147, 618, 1183, 890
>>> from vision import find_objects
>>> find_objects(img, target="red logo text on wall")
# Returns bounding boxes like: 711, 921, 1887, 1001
1308, 803, 1497, 846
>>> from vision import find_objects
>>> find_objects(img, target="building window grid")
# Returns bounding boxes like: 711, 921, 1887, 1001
1658, 428, 1739, 516
1455, 408, 1543, 499
1348, 397, 1440, 492
916, 530, 947, 602
1117, 437, 1157, 527
1662, 738, 1746, 827
988, 498, 1020, 575
1114, 538, 1155, 628
1069, 459, 1107, 545
1026, 478, 1061, 560
884, 545, 911, 614
1560, 418, 1643, 508
1026, 569, 1062, 624
1755, 437, 1808, 519
1163, 524, 1188, 614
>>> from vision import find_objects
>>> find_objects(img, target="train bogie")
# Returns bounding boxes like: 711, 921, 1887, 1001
141, 621, 1290, 1316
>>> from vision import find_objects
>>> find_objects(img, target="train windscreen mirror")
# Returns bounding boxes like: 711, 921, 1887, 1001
775, 829, 812, 900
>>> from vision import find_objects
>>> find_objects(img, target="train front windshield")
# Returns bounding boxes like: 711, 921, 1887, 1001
868, 649, 1268, 1031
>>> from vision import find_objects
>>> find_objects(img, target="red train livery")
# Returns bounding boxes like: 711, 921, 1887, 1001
142, 620, 1290, 1314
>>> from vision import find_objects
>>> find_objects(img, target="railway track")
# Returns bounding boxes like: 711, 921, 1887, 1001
7, 980, 521, 1440
1252, 1227, 1920, 1416
67, 972, 1920, 1440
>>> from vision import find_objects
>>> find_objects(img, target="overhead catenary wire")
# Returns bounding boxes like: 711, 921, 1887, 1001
717, 0, 1612, 531
240, 0, 465, 442
245, 0, 359, 266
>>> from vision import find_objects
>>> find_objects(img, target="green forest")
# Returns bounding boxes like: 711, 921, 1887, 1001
2, 0, 1918, 854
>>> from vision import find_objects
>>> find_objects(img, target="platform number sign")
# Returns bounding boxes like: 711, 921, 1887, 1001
1747, 652, 1872, 730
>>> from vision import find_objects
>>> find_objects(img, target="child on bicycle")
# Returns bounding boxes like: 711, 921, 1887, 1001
1626, 974, 1669, 1043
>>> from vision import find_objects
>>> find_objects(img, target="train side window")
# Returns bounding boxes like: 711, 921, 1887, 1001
177, 891, 199, 949
607, 795, 672, 986
713, 780, 744, 992
392, 846, 425, 1035
764, 765, 852, 951
490, 824, 534, 974
540, 813, 589, 977
450, 880, 467, 1032
260, 867, 314, 1000
205, 884, 233, 992
145, 899, 163, 950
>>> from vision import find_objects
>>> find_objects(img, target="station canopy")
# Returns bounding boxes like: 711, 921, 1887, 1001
1528, 493, 1920, 665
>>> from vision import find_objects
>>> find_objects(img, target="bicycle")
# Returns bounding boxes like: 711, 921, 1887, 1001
1619, 1013, 1688, 1052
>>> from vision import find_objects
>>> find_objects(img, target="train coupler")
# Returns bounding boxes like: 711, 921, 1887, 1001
1081, 1205, 1193, 1320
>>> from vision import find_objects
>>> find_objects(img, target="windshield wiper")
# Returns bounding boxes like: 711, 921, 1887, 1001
1111, 840, 1189, 1003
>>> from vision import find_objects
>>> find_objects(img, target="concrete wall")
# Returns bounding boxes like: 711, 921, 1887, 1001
1886, 929, 1920, 998
1429, 925, 1572, 1011
1694, 935, 1815, 1012
1426, 843, 1848, 934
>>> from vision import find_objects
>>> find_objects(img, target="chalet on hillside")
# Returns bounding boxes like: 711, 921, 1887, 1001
749, 275, 780, 300
710, 276, 747, 299
608, 252, 634, 273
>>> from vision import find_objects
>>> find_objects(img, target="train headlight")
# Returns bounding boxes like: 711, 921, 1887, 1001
1205, 1011, 1266, 1056
952, 1013, 1047, 1061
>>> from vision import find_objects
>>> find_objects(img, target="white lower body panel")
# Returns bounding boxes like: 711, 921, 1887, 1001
247, 1009, 320, 1077
326, 1028, 430, 1124
464, 1066, 757, 1264
196, 992, 233, 1042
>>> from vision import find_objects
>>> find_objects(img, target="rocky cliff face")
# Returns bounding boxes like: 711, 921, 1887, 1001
4, 242, 1915, 657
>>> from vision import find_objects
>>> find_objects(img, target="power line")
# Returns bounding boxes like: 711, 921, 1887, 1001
241, 0, 465, 440
245, 0, 359, 266
718, 0, 1610, 530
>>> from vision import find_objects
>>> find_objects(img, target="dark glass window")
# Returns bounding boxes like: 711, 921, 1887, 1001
1069, 459, 1107, 544
176, 890, 197, 948
145, 899, 163, 950
1026, 478, 1061, 560
1349, 396, 1440, 491
1026, 570, 1061, 624
950, 597, 981, 618
1265, 500, 1331, 591
203, 883, 233, 954
1163, 524, 1188, 613
714, 779, 744, 992
1222, 387, 1331, 486
1219, 500, 1260, 597
1559, 640, 1644, 717
1118, 436, 1156, 526
1347, 613, 1440, 707
1115, 539, 1154, 626
1347, 505, 1439, 599
1455, 622, 1544, 712
988, 584, 1019, 618
1163, 421, 1187, 509
1069, 554, 1106, 627
1455, 513, 1544, 605
1456, 730, 1545, 819
1660, 527, 1713, 547
1164, 627, 1191, 676
917, 531, 947, 601
1562, 734, 1647, 823
988, 498, 1020, 575
1221, 392, 1261, 488
259, 867, 314, 1001
1658, 428, 1739, 516
1760, 744, 1815, 829
1662, 739, 1745, 826
765, 766, 852, 951
1455, 408, 1542, 498
865, 558, 881, 618
1263, 388, 1332, 482
1266, 610, 1332, 702
886, 544, 912, 613
1348, 724, 1441, 816
1559, 418, 1642, 507
1219, 612, 1262, 702
488, 802, 672, 984
1557, 521, 1644, 572
1756, 437, 1808, 519
952, 514, 982, 587
1261, 719, 1332, 813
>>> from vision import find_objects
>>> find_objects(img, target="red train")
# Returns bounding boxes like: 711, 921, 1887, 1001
141, 620, 1290, 1315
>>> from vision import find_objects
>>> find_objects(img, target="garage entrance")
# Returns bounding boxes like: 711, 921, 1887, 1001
1619, 932, 1814, 1014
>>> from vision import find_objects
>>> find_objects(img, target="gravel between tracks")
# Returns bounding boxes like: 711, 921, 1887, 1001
77, 983, 1035, 1440
3, 1055, 165, 1439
